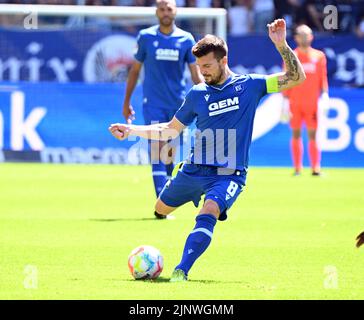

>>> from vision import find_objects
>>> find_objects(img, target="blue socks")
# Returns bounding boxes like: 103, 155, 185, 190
152, 163, 167, 197
166, 163, 175, 179
152, 162, 174, 197
175, 214, 217, 275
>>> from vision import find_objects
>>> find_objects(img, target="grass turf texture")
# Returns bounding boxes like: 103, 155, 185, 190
0, 163, 363, 299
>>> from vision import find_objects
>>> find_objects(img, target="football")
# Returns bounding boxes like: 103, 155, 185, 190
128, 245, 164, 280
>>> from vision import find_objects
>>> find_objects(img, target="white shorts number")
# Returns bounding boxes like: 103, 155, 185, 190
227, 181, 239, 197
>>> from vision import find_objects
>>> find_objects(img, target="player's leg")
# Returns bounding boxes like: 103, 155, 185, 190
154, 197, 177, 219
306, 108, 321, 175
307, 129, 321, 175
290, 105, 304, 175
143, 107, 175, 203
155, 164, 204, 220
162, 108, 179, 179
171, 173, 245, 282
170, 200, 219, 282
150, 140, 168, 197
160, 142, 176, 180
291, 128, 303, 175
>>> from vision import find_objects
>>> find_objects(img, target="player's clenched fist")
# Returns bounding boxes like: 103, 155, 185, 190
267, 19, 287, 48
109, 123, 131, 141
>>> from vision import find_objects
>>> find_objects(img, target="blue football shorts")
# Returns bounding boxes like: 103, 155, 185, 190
159, 163, 247, 221
143, 106, 177, 125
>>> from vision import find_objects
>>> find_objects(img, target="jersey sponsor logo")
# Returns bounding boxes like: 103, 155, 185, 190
155, 48, 179, 61
208, 97, 239, 116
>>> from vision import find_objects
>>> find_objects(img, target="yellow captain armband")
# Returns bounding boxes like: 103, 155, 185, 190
266, 75, 279, 93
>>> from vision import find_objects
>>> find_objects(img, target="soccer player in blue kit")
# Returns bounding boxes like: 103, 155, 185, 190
111, 19, 306, 281
122, 0, 203, 216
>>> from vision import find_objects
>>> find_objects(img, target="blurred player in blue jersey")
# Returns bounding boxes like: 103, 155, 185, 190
112, 19, 306, 281
122, 0, 203, 218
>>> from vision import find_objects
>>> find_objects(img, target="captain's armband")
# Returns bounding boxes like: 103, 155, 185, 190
266, 75, 279, 93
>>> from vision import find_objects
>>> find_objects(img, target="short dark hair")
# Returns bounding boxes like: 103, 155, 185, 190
192, 34, 228, 61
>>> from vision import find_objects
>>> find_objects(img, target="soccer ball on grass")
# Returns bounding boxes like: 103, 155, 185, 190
128, 245, 163, 280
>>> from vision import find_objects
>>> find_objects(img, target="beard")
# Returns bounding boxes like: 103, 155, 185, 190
204, 66, 224, 85
159, 16, 174, 28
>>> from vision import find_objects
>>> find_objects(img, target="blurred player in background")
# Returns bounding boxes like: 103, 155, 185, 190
110, 19, 306, 281
281, 24, 329, 176
122, 0, 203, 219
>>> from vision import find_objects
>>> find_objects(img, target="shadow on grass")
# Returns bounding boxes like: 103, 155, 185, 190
121, 277, 248, 285
122, 277, 171, 283
89, 218, 159, 222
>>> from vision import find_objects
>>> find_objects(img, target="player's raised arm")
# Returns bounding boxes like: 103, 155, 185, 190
109, 116, 185, 142
267, 19, 306, 92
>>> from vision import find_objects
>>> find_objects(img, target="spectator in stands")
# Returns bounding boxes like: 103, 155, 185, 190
356, 13, 364, 37
352, 0, 364, 36
273, 0, 301, 34
182, 0, 207, 37
0, 0, 25, 27
37, 0, 76, 3
211, 0, 225, 8
132, 0, 152, 5
36, 0, 77, 25
228, 0, 253, 36
184, 0, 196, 6
175, 0, 186, 6
85, 0, 117, 5
84, 0, 117, 29
301, 0, 358, 33
195, 0, 211, 7
117, 0, 134, 4
252, 0, 274, 33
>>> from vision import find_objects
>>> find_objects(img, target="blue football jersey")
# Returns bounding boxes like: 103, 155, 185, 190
175, 73, 268, 170
134, 25, 196, 111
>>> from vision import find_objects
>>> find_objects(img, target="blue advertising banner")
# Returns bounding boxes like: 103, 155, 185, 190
0, 28, 363, 87
0, 29, 137, 83
228, 34, 364, 88
0, 82, 363, 167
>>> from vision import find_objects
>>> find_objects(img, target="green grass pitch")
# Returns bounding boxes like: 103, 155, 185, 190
1, 163, 364, 299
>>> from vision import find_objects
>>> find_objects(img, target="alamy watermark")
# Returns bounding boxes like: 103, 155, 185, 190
323, 5, 338, 30
23, 265, 38, 289
23, 12, 38, 30
143, 126, 238, 175
323, 265, 338, 289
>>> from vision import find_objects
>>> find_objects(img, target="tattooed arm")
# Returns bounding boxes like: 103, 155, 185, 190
266, 19, 306, 92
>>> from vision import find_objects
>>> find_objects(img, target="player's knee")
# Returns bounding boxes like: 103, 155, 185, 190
308, 129, 317, 140
150, 141, 162, 162
155, 199, 175, 215
292, 129, 301, 139
160, 145, 175, 165
200, 199, 220, 219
